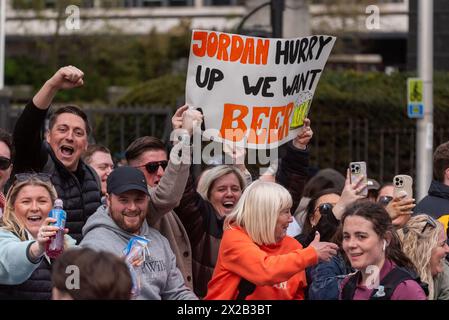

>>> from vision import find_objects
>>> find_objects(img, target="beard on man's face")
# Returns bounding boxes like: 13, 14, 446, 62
109, 203, 146, 234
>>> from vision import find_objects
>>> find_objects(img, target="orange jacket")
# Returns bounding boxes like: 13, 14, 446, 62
205, 226, 318, 300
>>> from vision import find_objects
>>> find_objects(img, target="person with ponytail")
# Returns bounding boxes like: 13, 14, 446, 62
339, 200, 427, 300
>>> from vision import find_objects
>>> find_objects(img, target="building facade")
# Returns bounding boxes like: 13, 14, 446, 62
5, 0, 410, 70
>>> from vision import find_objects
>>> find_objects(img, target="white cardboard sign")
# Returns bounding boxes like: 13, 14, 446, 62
186, 30, 336, 149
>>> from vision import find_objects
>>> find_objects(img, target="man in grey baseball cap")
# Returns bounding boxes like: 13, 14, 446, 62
81, 166, 197, 300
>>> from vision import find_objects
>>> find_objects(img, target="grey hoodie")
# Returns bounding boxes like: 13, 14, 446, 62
80, 205, 197, 300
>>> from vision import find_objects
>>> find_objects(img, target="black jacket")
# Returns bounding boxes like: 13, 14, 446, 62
13, 101, 101, 243
414, 180, 449, 219
0, 257, 52, 300
275, 142, 310, 213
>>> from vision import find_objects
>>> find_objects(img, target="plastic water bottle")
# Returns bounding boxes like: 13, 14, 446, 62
46, 199, 66, 258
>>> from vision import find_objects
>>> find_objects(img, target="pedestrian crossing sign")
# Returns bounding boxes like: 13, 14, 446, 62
407, 78, 424, 118
408, 104, 423, 118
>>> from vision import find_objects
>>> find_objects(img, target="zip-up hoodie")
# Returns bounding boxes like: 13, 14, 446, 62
80, 205, 197, 300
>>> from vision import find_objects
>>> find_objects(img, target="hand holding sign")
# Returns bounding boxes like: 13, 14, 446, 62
223, 142, 246, 166
182, 108, 203, 136
292, 118, 313, 150
172, 104, 189, 130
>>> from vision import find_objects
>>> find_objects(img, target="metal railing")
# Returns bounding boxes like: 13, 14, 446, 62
2, 103, 447, 183
309, 119, 449, 184
2, 104, 173, 159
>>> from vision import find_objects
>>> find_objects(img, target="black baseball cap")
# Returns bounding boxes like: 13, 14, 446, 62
106, 166, 149, 196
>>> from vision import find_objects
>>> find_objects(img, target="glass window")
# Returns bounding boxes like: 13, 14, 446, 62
12, 0, 96, 9
204, 0, 239, 6
121, 0, 193, 6
169, 0, 192, 6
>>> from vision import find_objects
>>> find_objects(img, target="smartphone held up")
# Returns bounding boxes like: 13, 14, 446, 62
349, 161, 368, 197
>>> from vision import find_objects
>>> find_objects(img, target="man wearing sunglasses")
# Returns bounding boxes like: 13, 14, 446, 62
125, 105, 202, 290
0, 129, 13, 217
12, 66, 101, 243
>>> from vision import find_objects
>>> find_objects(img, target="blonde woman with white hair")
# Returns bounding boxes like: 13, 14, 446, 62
204, 181, 338, 300
398, 214, 449, 299
175, 120, 314, 298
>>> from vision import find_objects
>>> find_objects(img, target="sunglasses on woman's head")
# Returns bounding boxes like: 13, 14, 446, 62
314, 203, 335, 215
0, 156, 11, 170
421, 216, 437, 234
140, 161, 168, 174
403, 216, 437, 236
14, 172, 52, 183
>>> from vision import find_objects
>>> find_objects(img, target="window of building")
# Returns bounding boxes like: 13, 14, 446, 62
169, 0, 192, 6
204, 0, 241, 5
12, 0, 95, 9
310, 0, 405, 3
13, 0, 237, 9
122, 0, 193, 6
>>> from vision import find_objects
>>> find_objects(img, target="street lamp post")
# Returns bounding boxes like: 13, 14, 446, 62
416, 0, 434, 201
271, 0, 284, 38
0, 0, 5, 90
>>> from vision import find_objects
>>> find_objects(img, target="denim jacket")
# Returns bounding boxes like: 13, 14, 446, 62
308, 253, 353, 300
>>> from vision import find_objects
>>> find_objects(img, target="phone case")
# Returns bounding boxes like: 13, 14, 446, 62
393, 175, 413, 199
349, 161, 368, 197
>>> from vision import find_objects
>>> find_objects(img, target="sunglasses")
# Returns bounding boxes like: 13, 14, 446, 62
14, 172, 52, 183
0, 156, 11, 170
378, 196, 393, 206
421, 216, 437, 234
139, 161, 168, 174
314, 203, 335, 215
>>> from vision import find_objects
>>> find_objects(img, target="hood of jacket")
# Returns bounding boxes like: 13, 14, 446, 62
428, 180, 449, 200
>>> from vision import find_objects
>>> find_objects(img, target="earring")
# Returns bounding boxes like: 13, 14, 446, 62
382, 240, 387, 251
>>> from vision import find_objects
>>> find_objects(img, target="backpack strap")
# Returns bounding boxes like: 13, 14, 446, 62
370, 267, 428, 300
236, 278, 256, 300
340, 271, 362, 300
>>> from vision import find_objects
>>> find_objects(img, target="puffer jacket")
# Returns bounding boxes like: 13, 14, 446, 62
0, 258, 52, 300
13, 101, 101, 243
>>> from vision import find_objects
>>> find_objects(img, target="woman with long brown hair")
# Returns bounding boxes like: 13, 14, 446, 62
340, 201, 427, 300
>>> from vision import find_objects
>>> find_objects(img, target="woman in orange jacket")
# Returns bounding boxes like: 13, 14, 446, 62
205, 181, 339, 300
